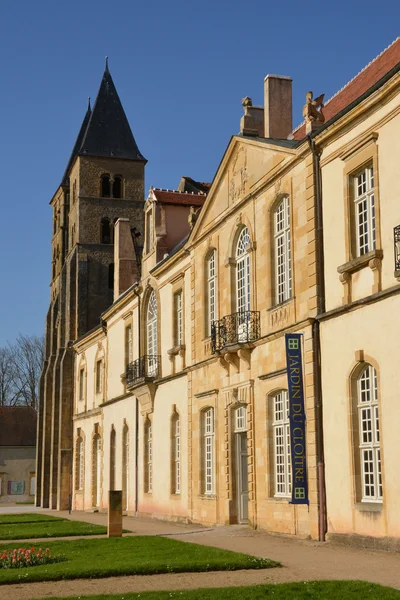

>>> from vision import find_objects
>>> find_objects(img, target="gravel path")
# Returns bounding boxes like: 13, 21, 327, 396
0, 508, 399, 599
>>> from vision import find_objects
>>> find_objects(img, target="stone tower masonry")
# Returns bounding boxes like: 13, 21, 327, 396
36, 63, 146, 509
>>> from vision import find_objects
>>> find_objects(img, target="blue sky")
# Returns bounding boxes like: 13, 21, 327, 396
0, 0, 398, 346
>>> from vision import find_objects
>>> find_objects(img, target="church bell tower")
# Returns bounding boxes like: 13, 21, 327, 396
37, 62, 146, 509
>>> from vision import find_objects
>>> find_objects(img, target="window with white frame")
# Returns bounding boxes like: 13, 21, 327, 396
207, 250, 217, 336
125, 325, 133, 368
76, 437, 84, 491
172, 414, 180, 494
274, 196, 292, 304
146, 210, 153, 254
110, 428, 116, 491
272, 390, 292, 497
357, 364, 382, 502
236, 227, 251, 313
354, 166, 376, 257
79, 368, 85, 402
203, 408, 215, 495
235, 405, 246, 432
147, 291, 158, 376
145, 420, 152, 493
122, 425, 129, 509
174, 291, 183, 346
95, 360, 103, 394
92, 434, 101, 507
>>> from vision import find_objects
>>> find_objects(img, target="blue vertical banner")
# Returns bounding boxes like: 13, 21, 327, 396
285, 333, 309, 505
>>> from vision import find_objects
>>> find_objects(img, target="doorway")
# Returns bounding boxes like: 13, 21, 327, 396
234, 405, 248, 523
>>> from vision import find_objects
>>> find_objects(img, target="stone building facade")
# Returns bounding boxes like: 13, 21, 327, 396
41, 39, 400, 547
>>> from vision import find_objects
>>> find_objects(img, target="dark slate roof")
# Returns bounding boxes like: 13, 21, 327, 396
60, 66, 146, 187
61, 101, 92, 186
0, 406, 37, 446
79, 66, 146, 162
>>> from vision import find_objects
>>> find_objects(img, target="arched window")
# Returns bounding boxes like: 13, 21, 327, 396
122, 425, 129, 510
113, 176, 123, 199
206, 250, 217, 336
147, 291, 158, 376
202, 407, 214, 495
109, 428, 116, 491
101, 218, 111, 244
274, 196, 292, 304
144, 419, 152, 493
171, 413, 180, 494
108, 263, 114, 290
272, 390, 291, 498
101, 174, 111, 197
92, 434, 101, 506
357, 364, 382, 502
236, 227, 251, 314
75, 437, 84, 491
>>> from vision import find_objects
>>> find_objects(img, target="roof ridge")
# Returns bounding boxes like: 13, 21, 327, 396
292, 37, 400, 135
153, 188, 206, 195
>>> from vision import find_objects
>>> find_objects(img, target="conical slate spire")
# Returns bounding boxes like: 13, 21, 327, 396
61, 103, 92, 186
79, 66, 145, 161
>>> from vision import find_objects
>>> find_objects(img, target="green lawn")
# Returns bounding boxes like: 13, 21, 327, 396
0, 536, 277, 584
0, 513, 107, 540
0, 514, 65, 525
40, 582, 400, 600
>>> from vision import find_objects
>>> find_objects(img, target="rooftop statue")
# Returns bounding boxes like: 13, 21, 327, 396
303, 91, 325, 124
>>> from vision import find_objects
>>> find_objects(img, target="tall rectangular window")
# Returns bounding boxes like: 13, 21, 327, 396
274, 196, 292, 305
358, 365, 382, 502
207, 250, 217, 336
354, 166, 375, 257
95, 360, 103, 394
76, 438, 84, 491
125, 325, 133, 368
203, 408, 214, 495
79, 369, 85, 402
146, 210, 153, 254
145, 421, 152, 493
273, 391, 291, 497
174, 291, 183, 346
172, 415, 180, 494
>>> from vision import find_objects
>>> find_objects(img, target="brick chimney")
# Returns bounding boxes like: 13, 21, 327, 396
264, 75, 292, 139
114, 218, 139, 300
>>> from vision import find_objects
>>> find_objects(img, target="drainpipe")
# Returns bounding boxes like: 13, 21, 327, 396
133, 284, 141, 517
308, 135, 327, 542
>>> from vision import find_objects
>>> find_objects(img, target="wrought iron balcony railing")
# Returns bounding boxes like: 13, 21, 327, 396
126, 355, 160, 387
394, 225, 400, 270
211, 311, 260, 354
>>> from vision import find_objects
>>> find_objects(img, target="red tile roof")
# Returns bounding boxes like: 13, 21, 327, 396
293, 37, 400, 140
152, 189, 207, 207
0, 406, 37, 446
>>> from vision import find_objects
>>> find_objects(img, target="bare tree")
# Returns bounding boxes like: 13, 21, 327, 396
0, 346, 20, 406
0, 334, 44, 410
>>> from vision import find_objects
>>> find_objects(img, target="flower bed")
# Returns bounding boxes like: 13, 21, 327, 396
0, 547, 64, 569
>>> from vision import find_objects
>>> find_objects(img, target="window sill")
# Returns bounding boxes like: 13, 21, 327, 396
355, 502, 383, 513
338, 249, 383, 276
268, 496, 291, 503
267, 296, 294, 312
198, 494, 217, 500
